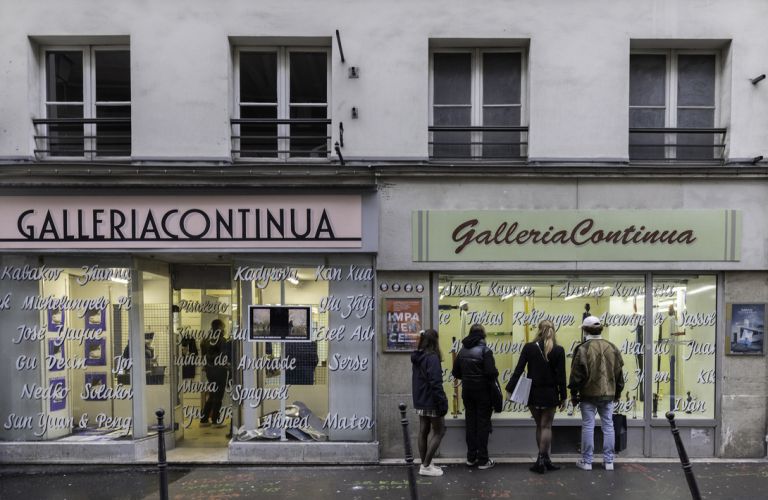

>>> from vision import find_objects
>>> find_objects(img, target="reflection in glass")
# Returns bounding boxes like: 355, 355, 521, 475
651, 276, 716, 419
438, 276, 645, 420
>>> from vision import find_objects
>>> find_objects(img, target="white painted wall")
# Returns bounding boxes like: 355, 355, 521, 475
1, 0, 767, 162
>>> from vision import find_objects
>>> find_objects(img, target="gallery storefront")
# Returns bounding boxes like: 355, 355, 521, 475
0, 192, 379, 463
375, 176, 767, 460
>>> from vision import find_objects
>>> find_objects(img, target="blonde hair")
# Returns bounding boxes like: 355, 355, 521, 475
534, 319, 556, 360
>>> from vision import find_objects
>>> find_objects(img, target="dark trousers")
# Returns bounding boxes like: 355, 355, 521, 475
463, 389, 492, 463
202, 366, 227, 424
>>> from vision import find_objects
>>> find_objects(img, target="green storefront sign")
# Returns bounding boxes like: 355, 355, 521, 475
412, 210, 741, 262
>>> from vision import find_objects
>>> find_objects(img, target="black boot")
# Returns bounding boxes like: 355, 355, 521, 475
529, 454, 546, 474
543, 453, 561, 471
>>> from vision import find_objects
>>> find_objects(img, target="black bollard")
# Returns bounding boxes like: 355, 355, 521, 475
399, 403, 419, 500
665, 412, 702, 500
154, 409, 169, 500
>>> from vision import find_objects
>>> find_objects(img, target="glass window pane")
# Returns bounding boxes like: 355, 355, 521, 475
482, 53, 521, 105
289, 52, 327, 104
174, 287, 233, 441
45, 104, 84, 156
676, 109, 716, 160
45, 267, 133, 440
651, 276, 716, 419
629, 108, 665, 160
143, 271, 171, 435
247, 269, 330, 440
432, 106, 471, 158
438, 276, 645, 422
46, 51, 83, 102
95, 50, 131, 102
482, 106, 521, 158
240, 52, 277, 103
630, 54, 666, 106
677, 55, 716, 107
433, 53, 471, 105
239, 106, 278, 158
289, 106, 328, 158
96, 105, 131, 156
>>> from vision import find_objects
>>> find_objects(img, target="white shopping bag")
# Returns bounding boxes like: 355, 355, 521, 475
509, 373, 532, 405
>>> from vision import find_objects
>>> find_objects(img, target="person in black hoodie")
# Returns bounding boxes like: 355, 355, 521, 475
411, 328, 449, 477
451, 324, 499, 470
506, 319, 567, 473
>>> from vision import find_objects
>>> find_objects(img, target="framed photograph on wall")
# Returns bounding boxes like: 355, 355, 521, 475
726, 303, 765, 355
48, 339, 66, 372
84, 308, 107, 330
49, 377, 67, 412
47, 307, 65, 333
384, 298, 423, 352
84, 338, 107, 366
84, 372, 108, 401
248, 305, 312, 342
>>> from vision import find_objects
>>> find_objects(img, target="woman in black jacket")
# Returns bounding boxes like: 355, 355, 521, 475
411, 329, 449, 477
506, 319, 567, 473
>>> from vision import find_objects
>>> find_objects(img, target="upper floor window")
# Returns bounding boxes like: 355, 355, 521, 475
233, 48, 330, 160
429, 49, 527, 160
37, 47, 131, 159
629, 52, 724, 162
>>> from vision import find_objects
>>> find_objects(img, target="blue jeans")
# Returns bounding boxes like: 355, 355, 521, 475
580, 400, 615, 464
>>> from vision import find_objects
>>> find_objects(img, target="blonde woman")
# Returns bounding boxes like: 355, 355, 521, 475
506, 320, 567, 473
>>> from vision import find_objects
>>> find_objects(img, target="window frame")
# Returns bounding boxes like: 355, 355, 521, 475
234, 46, 331, 161
39, 44, 131, 160
629, 49, 721, 161
429, 47, 528, 159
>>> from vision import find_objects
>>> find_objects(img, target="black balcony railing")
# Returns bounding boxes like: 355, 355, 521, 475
33, 117, 131, 159
629, 128, 727, 163
428, 125, 528, 160
231, 118, 332, 159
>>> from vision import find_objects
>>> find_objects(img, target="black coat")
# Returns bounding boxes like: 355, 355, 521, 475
451, 334, 499, 391
411, 350, 449, 415
506, 341, 567, 408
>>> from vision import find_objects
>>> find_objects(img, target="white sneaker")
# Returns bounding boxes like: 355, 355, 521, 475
575, 459, 592, 471
604, 462, 614, 471
419, 464, 444, 477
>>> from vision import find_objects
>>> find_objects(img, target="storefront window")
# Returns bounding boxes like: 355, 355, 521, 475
438, 275, 646, 420
650, 275, 716, 419
248, 269, 330, 436
1, 258, 134, 441
141, 270, 171, 436
234, 257, 375, 442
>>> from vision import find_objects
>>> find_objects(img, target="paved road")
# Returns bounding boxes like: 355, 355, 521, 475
1, 462, 766, 499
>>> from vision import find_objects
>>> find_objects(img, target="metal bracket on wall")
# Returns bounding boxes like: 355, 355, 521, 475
335, 29, 345, 63
334, 142, 345, 166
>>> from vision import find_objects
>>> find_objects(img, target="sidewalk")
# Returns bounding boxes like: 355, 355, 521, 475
2, 461, 766, 499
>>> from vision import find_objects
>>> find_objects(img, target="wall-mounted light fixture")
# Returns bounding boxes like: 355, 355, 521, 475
751, 74, 766, 85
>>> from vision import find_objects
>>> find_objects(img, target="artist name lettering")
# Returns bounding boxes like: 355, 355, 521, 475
1, 265, 63, 281
452, 218, 697, 254
323, 413, 375, 430
328, 354, 369, 371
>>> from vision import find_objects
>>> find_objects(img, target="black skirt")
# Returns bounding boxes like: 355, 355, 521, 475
529, 384, 559, 408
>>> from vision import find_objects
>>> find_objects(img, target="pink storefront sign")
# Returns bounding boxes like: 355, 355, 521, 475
0, 195, 362, 250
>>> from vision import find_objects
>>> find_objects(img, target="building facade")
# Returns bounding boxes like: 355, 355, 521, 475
1, 0, 767, 463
